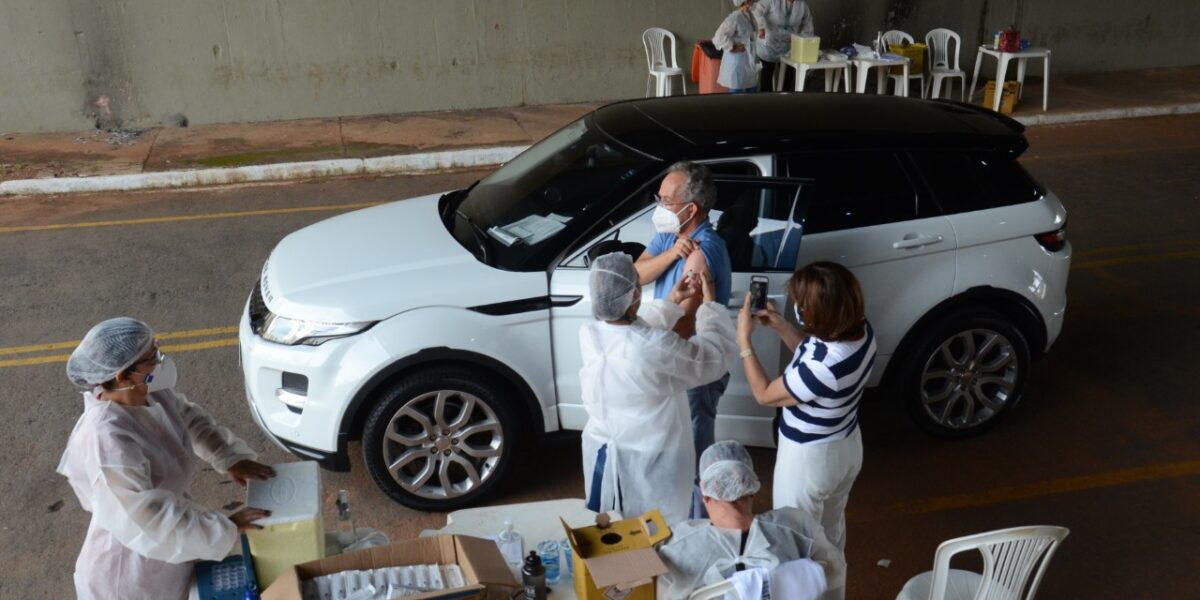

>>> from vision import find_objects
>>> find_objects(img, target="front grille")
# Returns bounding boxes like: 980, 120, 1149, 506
248, 282, 270, 335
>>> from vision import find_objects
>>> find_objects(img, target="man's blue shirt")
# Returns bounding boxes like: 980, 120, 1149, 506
646, 219, 733, 304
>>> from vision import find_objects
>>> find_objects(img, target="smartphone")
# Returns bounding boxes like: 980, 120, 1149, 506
749, 276, 769, 312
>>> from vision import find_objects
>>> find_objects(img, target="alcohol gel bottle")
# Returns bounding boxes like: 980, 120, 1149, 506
522, 551, 547, 600
496, 519, 524, 568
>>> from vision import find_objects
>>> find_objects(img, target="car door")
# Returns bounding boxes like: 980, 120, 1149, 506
785, 150, 957, 383
550, 158, 809, 449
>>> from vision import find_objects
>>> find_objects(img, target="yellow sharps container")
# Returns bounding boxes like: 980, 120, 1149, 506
244, 461, 325, 587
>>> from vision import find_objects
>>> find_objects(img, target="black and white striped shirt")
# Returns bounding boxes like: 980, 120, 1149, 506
780, 321, 876, 444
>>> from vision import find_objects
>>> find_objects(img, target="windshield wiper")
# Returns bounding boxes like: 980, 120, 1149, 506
455, 208, 491, 265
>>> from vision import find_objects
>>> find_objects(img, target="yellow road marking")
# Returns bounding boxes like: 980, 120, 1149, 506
0, 337, 239, 368
896, 460, 1200, 515
0, 201, 383, 234
1074, 249, 1200, 269
0, 326, 239, 356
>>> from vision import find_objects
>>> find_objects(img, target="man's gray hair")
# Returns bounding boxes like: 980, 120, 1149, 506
667, 161, 717, 211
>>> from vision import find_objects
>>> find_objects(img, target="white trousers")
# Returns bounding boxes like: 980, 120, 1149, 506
773, 426, 863, 600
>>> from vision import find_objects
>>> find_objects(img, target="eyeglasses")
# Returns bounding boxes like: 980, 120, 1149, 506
654, 193, 688, 208
135, 344, 164, 368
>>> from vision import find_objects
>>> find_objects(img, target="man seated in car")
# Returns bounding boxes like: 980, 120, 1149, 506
656, 441, 845, 600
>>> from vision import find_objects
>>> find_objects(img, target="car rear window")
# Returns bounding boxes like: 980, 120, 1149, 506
910, 151, 1045, 214
783, 151, 919, 234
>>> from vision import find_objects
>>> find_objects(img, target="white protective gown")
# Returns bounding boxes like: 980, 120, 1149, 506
580, 300, 737, 526
656, 507, 846, 600
753, 0, 815, 63
713, 9, 760, 90
57, 388, 257, 600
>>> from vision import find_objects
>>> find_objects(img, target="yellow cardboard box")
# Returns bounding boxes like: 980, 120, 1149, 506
983, 80, 1021, 114
790, 35, 820, 64
245, 461, 326, 587
561, 510, 672, 600
889, 42, 926, 75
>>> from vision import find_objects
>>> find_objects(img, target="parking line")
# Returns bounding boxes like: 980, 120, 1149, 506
0, 325, 239, 356
0, 338, 239, 368
895, 460, 1200, 515
0, 202, 383, 234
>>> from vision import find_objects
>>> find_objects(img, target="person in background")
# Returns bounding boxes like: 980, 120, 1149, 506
58, 317, 276, 600
580, 252, 737, 526
634, 162, 733, 517
736, 262, 876, 600
714, 0, 760, 93
656, 441, 844, 600
754, 0, 815, 91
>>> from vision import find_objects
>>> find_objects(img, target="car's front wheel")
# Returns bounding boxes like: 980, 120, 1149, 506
362, 367, 520, 510
902, 309, 1031, 438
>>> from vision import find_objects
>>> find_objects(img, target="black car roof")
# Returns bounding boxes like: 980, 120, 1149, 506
592, 93, 1028, 159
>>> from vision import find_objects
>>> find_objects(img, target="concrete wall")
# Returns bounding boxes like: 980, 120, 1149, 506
0, 0, 1196, 133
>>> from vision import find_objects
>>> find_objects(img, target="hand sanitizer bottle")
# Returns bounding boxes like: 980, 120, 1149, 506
497, 519, 524, 568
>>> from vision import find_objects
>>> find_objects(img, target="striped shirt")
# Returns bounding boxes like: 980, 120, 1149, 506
780, 321, 877, 445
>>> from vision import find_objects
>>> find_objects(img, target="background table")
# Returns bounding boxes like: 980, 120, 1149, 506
421, 498, 618, 600
968, 45, 1051, 112
851, 56, 910, 96
779, 56, 852, 92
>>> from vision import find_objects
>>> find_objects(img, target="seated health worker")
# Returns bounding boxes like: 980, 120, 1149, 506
579, 252, 737, 526
656, 441, 845, 600
57, 317, 276, 600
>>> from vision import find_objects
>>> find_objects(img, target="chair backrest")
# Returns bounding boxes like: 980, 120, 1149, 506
883, 29, 914, 49
928, 526, 1069, 600
925, 28, 962, 71
688, 579, 738, 600
642, 27, 679, 71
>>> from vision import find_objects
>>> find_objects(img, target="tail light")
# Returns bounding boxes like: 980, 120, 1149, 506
1035, 223, 1067, 252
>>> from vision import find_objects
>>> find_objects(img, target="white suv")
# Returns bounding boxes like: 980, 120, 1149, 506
239, 94, 1070, 510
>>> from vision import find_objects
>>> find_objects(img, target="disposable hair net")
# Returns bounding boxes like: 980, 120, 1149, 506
66, 317, 155, 386
700, 459, 761, 502
590, 252, 639, 321
699, 440, 754, 475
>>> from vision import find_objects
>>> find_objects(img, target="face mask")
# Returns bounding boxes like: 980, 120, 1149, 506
146, 355, 177, 392
652, 202, 694, 234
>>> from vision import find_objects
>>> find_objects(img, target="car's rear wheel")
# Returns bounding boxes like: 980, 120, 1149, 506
362, 367, 520, 510
902, 309, 1031, 438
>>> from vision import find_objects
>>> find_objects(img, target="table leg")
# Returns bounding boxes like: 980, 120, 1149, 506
876, 66, 886, 95
1042, 53, 1050, 111
969, 49, 984, 100
842, 66, 851, 92
824, 69, 833, 92
993, 55, 1009, 112
901, 62, 910, 97
792, 64, 802, 92
856, 64, 869, 94
1017, 57, 1027, 99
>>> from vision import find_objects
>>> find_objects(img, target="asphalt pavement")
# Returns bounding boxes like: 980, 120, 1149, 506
1, 115, 1197, 599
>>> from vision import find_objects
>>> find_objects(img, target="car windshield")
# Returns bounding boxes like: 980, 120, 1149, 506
449, 117, 656, 270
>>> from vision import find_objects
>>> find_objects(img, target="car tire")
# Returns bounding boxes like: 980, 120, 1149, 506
901, 309, 1031, 438
362, 367, 521, 511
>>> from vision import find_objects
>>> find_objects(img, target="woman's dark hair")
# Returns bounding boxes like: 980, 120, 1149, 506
787, 261, 866, 341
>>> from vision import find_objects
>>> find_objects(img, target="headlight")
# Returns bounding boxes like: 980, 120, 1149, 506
259, 313, 376, 346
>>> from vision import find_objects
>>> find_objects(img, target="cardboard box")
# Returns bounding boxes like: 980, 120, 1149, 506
790, 35, 820, 64
983, 80, 1021, 114
561, 510, 672, 600
261, 535, 519, 600
888, 42, 926, 75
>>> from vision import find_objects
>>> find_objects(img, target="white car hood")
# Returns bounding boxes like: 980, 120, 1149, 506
260, 192, 544, 323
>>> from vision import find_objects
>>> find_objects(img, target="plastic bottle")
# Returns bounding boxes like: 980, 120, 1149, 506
496, 519, 524, 568
522, 551, 547, 600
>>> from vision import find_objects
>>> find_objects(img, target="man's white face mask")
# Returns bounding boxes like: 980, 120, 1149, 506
652, 202, 695, 234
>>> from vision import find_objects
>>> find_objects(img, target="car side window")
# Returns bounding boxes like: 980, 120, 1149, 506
910, 151, 1045, 214
783, 151, 918, 234
710, 179, 806, 272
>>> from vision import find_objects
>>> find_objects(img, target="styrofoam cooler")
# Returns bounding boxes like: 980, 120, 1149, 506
244, 461, 326, 587
790, 35, 820, 63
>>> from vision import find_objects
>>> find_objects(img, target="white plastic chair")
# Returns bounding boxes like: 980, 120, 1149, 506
896, 525, 1069, 600
643, 27, 687, 97
688, 579, 738, 600
883, 30, 926, 98
925, 28, 967, 101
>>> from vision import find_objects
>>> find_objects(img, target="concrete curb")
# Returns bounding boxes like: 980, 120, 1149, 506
1013, 102, 1200, 126
0, 145, 529, 196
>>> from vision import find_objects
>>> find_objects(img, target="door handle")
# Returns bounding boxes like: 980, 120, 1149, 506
892, 233, 944, 250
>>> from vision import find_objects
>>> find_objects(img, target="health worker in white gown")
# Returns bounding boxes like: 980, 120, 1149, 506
580, 252, 737, 526
57, 317, 276, 600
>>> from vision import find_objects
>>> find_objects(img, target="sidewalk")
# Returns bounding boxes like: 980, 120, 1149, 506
1, 65, 1197, 195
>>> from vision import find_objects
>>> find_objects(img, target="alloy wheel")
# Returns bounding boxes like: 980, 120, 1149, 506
918, 328, 1019, 430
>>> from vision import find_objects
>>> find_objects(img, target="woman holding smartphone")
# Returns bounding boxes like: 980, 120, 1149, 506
735, 262, 875, 600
